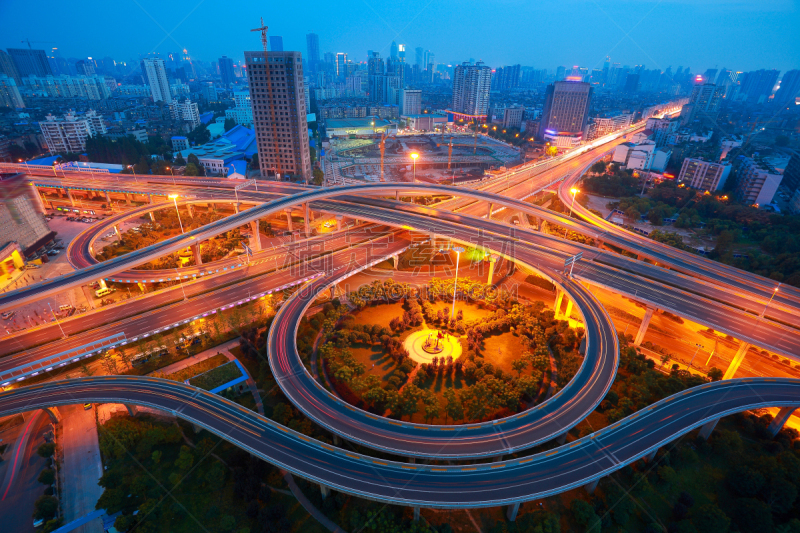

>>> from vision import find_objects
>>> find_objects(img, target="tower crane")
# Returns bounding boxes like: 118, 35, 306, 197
250, 18, 283, 181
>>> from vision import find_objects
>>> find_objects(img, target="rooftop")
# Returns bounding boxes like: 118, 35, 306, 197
326, 116, 396, 129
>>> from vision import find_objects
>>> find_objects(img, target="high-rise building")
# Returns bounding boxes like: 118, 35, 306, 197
270, 36, 284, 52
306, 33, 320, 70
451, 61, 491, 117
170, 99, 201, 129
224, 91, 254, 127
739, 69, 780, 103
400, 89, 421, 115
141, 58, 172, 103
335, 53, 347, 79
680, 82, 722, 125
75, 60, 95, 76
493, 64, 520, 91
7, 48, 52, 78
245, 50, 310, 182
415, 47, 424, 67
367, 52, 386, 103
774, 70, 800, 106
219, 56, 235, 87
678, 158, 729, 191
0, 75, 24, 109
623, 73, 639, 93
21, 75, 110, 100
39, 110, 106, 153
538, 80, 592, 142
0, 51, 21, 84
555, 66, 566, 81
390, 41, 398, 60
736, 157, 783, 205
0, 192, 51, 251
781, 150, 800, 195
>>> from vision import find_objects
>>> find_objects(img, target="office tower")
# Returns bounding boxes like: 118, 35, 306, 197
141, 58, 172, 103
270, 36, 284, 52
680, 82, 722, 125
7, 48, 52, 78
716, 68, 732, 85
398, 44, 406, 61
244, 50, 311, 182
554, 66, 565, 81
538, 80, 593, 140
0, 75, 24, 109
415, 47, 424, 66
739, 69, 780, 103
219, 56, 235, 87
602, 56, 611, 84
400, 89, 421, 115
451, 61, 492, 117
335, 53, 347, 79
774, 70, 800, 106
367, 52, 385, 102
390, 41, 398, 59
39, 110, 106, 153
306, 33, 320, 70
623, 73, 639, 93
0, 51, 21, 84
75, 59, 95, 76
703, 69, 718, 83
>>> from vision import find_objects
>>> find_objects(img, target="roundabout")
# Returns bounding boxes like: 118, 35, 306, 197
404, 328, 463, 364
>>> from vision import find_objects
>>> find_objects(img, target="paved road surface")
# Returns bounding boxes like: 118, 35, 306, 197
59, 404, 104, 533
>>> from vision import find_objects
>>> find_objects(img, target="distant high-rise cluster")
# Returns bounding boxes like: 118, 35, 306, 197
140, 58, 172, 103
218, 56, 235, 87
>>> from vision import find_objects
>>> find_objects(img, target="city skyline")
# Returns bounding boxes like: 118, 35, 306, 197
1, 0, 798, 73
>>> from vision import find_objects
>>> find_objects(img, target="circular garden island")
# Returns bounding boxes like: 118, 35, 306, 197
311, 277, 585, 425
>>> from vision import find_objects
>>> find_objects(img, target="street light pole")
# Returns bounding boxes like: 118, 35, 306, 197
760, 286, 780, 318
47, 302, 67, 338
169, 194, 185, 234
410, 153, 418, 183
451, 246, 464, 319
174, 268, 188, 301
128, 165, 138, 183
565, 187, 580, 239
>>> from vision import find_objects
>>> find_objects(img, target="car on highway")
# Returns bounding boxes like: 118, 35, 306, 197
84, 403, 92, 410
1, 311, 16, 320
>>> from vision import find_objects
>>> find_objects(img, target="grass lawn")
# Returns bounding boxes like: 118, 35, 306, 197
163, 353, 228, 382
428, 300, 494, 322
348, 301, 406, 327
481, 331, 530, 375
189, 361, 244, 391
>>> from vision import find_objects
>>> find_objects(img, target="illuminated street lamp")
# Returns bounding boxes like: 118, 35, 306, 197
47, 302, 67, 339
165, 166, 176, 185
127, 165, 138, 183
410, 152, 419, 182
451, 246, 465, 319
169, 194, 185, 234
760, 286, 780, 318
568, 188, 580, 217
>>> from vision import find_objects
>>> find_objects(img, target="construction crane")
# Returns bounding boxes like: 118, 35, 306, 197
250, 18, 283, 180
435, 136, 454, 170
21, 39, 55, 50
379, 132, 386, 182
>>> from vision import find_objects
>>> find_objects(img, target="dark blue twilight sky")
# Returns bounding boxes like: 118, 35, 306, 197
1, 0, 798, 73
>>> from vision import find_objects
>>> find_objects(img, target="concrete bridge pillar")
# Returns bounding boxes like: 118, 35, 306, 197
697, 418, 719, 440
233, 202, 240, 214
113, 225, 122, 240
125, 193, 132, 206
723, 342, 751, 380
634, 307, 656, 346
149, 211, 156, 222
148, 193, 154, 204
332, 435, 341, 446
320, 485, 330, 500
104, 191, 112, 205
564, 299, 574, 321
186, 204, 194, 219
556, 432, 567, 445
285, 209, 294, 232
192, 243, 202, 266
329, 284, 337, 300
584, 478, 600, 494
644, 448, 658, 462
304, 203, 311, 236
250, 221, 262, 251
66, 189, 76, 207
413, 507, 420, 522
335, 215, 343, 232
42, 407, 62, 425
98, 279, 107, 289
124, 404, 139, 417
487, 255, 498, 285
487, 202, 494, 219
395, 190, 400, 201
768, 406, 797, 438
554, 290, 565, 320
191, 423, 202, 434
507, 502, 520, 522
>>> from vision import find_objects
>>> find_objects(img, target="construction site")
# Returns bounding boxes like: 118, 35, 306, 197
323, 133, 521, 185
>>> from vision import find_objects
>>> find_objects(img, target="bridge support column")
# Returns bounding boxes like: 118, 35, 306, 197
304, 203, 311, 236
124, 404, 139, 417
125, 193, 132, 206
320, 485, 330, 500
768, 407, 797, 438
250, 221, 262, 251
192, 243, 202, 265
556, 432, 567, 445
335, 215, 343, 232
191, 423, 202, 434
487, 202, 494, 219
697, 418, 719, 440
723, 342, 751, 380
634, 307, 656, 346
104, 191, 112, 205
66, 188, 76, 207
413, 507, 420, 522
98, 279, 107, 289
487, 255, 498, 285
644, 448, 658, 462
186, 203, 194, 219
285, 209, 294, 232
395, 190, 399, 201
506, 502, 520, 522
554, 290, 565, 320
564, 299, 574, 321
42, 407, 62, 425
233, 202, 240, 214
332, 434, 341, 446
149, 211, 155, 222
148, 193, 154, 204
113, 225, 122, 240
584, 478, 599, 494
329, 284, 337, 300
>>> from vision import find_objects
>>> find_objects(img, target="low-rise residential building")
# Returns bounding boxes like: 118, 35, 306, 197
0, 74, 24, 108
172, 136, 189, 152
612, 140, 671, 172
224, 91, 253, 127
677, 157, 731, 191
502, 107, 524, 129
735, 157, 784, 206
169, 99, 200, 129
39, 110, 106, 153
645, 117, 680, 147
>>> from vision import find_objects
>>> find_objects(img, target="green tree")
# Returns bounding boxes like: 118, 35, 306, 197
174, 445, 194, 471
692, 504, 730, 533
570, 499, 600, 530
443, 388, 463, 423
707, 367, 723, 381
37, 443, 56, 458
38, 469, 55, 485
151, 450, 162, 464
511, 358, 528, 377
422, 390, 439, 423
311, 167, 324, 186
34, 495, 59, 520
224, 118, 236, 131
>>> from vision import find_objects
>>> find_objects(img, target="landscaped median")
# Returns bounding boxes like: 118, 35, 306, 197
189, 360, 247, 392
